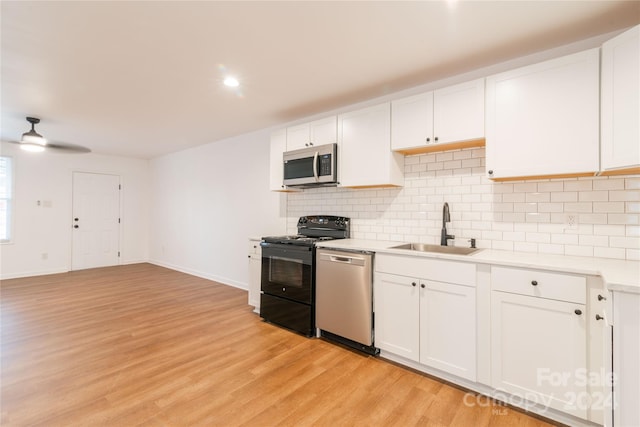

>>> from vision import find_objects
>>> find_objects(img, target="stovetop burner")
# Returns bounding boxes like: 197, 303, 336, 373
262, 215, 350, 247
262, 234, 338, 246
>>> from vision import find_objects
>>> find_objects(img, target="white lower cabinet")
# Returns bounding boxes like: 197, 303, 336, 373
491, 266, 591, 420
420, 280, 476, 380
248, 239, 261, 313
374, 254, 477, 381
491, 291, 587, 419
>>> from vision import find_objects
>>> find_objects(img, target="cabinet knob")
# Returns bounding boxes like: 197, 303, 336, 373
420, 283, 426, 289
531, 280, 538, 286
434, 137, 439, 142
247, 255, 250, 258
282, 287, 286, 292
574, 309, 582, 315
411, 282, 417, 287
596, 314, 604, 321
597, 294, 606, 301
426, 137, 430, 143
488, 170, 494, 175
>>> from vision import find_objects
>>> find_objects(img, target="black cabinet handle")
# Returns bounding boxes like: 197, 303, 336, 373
598, 294, 606, 301
574, 309, 582, 315
434, 137, 439, 142
421, 284, 426, 289
411, 282, 417, 287
488, 170, 494, 175
596, 314, 604, 321
531, 280, 538, 286
74, 218, 79, 221
426, 137, 430, 143
73, 225, 79, 229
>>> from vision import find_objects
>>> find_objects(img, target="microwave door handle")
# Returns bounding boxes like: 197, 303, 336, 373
313, 151, 319, 182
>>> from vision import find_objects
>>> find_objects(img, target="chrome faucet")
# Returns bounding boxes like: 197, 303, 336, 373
441, 202, 455, 246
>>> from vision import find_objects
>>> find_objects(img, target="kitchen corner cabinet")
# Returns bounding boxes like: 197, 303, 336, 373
491, 266, 588, 419
286, 115, 337, 151
247, 239, 261, 313
391, 78, 485, 154
485, 48, 600, 180
374, 254, 477, 381
338, 103, 404, 188
601, 25, 640, 174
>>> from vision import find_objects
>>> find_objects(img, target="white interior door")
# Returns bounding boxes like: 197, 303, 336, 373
72, 172, 120, 270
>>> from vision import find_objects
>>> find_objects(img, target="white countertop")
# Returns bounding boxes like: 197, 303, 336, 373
316, 239, 640, 294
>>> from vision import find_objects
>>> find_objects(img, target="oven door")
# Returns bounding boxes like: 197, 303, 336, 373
260, 243, 313, 304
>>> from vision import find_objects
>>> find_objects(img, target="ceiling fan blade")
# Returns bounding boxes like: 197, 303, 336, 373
46, 142, 92, 153
2, 139, 91, 154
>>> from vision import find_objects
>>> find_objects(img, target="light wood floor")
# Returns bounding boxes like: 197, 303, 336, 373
1, 263, 557, 426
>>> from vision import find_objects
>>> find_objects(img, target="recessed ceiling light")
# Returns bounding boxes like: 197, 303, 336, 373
224, 76, 239, 87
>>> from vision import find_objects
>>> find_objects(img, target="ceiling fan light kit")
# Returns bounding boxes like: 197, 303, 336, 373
20, 117, 47, 151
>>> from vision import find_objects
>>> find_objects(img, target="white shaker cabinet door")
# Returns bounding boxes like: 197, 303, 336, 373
391, 91, 434, 150
491, 291, 588, 419
601, 25, 640, 172
433, 78, 484, 145
485, 48, 600, 180
286, 116, 337, 151
338, 103, 403, 188
374, 272, 420, 362
419, 280, 476, 381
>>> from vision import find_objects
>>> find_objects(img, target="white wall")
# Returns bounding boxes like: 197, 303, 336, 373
0, 143, 150, 279
148, 128, 286, 289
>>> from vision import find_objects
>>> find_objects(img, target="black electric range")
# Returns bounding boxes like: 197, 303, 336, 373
259, 215, 350, 336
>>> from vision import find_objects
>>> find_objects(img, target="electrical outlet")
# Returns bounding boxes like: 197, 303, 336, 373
565, 214, 577, 230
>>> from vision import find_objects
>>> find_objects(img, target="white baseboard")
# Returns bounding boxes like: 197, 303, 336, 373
148, 259, 248, 291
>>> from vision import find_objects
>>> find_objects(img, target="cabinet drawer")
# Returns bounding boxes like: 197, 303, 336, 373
376, 254, 476, 287
248, 240, 261, 256
491, 266, 586, 304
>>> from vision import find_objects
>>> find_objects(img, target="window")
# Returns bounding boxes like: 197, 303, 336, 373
0, 156, 13, 242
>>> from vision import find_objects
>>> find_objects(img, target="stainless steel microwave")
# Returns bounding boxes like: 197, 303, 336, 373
283, 143, 338, 187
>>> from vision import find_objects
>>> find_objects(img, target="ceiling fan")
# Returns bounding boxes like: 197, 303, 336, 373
7, 117, 91, 153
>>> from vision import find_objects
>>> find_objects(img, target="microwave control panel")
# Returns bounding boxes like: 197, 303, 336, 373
319, 154, 332, 176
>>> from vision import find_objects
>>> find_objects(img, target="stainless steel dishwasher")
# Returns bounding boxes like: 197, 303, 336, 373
315, 248, 378, 355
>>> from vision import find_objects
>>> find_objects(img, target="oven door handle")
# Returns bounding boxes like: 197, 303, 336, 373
313, 151, 319, 182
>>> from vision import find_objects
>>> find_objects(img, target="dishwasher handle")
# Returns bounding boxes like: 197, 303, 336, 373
319, 252, 366, 266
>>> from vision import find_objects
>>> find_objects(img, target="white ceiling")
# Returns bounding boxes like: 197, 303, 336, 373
1, 1, 638, 159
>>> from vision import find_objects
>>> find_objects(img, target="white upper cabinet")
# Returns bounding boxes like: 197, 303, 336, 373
391, 78, 485, 154
485, 48, 600, 180
286, 116, 337, 151
601, 25, 640, 173
338, 102, 404, 188
269, 129, 299, 192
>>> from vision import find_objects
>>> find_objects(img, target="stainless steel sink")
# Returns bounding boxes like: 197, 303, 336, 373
389, 243, 480, 255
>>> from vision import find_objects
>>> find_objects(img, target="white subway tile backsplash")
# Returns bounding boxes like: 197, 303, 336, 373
550, 191, 578, 202
579, 191, 609, 202
593, 202, 625, 213
594, 247, 626, 259
610, 190, 640, 202
626, 178, 640, 190
287, 148, 640, 260
593, 179, 625, 190
564, 180, 593, 192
